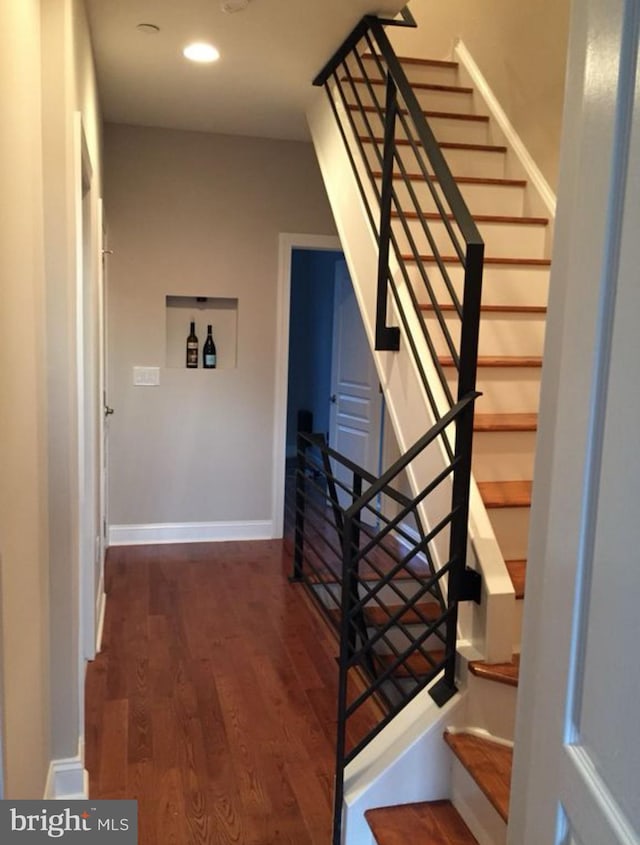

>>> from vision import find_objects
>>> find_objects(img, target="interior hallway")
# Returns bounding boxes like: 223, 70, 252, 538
85, 540, 342, 844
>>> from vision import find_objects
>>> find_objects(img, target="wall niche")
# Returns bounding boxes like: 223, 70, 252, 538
165, 295, 238, 369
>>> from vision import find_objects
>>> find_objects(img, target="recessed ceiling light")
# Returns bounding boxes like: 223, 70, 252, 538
136, 23, 160, 34
183, 42, 220, 63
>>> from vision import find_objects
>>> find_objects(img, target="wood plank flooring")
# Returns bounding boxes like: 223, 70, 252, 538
85, 540, 352, 845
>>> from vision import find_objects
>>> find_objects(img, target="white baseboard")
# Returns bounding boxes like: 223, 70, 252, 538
108, 520, 274, 546
454, 39, 557, 219
44, 751, 88, 800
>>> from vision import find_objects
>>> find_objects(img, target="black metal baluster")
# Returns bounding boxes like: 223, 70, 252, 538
375, 74, 401, 351
333, 511, 355, 845
348, 472, 363, 655
292, 432, 307, 582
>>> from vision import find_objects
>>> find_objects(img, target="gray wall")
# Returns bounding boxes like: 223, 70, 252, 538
0, 0, 102, 796
0, 0, 50, 798
105, 125, 337, 530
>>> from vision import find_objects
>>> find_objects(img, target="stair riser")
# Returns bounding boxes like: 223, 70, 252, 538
445, 367, 542, 414
472, 430, 537, 482
351, 56, 461, 88
403, 263, 550, 309
450, 758, 508, 845
314, 579, 433, 612
393, 217, 548, 260
363, 144, 506, 180
390, 179, 526, 217
369, 626, 445, 656
349, 82, 476, 115
394, 62, 461, 87
466, 673, 518, 742
350, 109, 490, 146
424, 313, 545, 358
485, 506, 531, 560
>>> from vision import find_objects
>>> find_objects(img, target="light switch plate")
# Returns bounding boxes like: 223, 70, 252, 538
133, 366, 160, 386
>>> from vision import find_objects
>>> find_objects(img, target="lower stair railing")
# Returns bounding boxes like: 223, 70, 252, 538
292, 8, 488, 843
289, 393, 481, 844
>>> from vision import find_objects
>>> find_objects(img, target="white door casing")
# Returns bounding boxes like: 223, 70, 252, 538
509, 1, 640, 843
329, 260, 383, 519
273, 233, 343, 536
97, 201, 108, 653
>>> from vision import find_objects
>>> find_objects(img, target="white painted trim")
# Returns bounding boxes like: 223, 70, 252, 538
445, 726, 515, 749
44, 752, 88, 800
95, 589, 106, 654
454, 40, 557, 219
342, 686, 465, 844
108, 520, 274, 546
272, 232, 342, 538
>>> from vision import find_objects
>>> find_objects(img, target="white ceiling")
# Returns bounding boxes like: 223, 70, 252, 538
85, 0, 406, 140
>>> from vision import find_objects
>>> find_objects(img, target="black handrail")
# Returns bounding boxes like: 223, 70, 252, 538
315, 14, 484, 421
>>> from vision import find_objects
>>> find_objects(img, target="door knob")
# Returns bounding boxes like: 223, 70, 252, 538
330, 394, 337, 404
104, 406, 115, 416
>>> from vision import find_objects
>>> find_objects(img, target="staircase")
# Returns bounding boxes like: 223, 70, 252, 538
304, 13, 552, 845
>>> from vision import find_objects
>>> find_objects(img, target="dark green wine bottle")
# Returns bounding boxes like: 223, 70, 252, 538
203, 324, 217, 369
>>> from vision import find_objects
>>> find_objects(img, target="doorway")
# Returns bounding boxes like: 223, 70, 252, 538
273, 234, 383, 537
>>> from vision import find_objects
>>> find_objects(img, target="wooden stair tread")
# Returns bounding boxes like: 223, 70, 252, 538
363, 54, 459, 70
478, 480, 532, 508
395, 210, 548, 225
421, 303, 547, 315
354, 104, 490, 123
506, 559, 527, 599
366, 800, 478, 844
469, 654, 520, 687
444, 731, 513, 822
328, 602, 443, 632
364, 136, 507, 153
474, 413, 538, 432
402, 173, 527, 187
351, 77, 473, 94
407, 255, 552, 266
308, 567, 414, 585
373, 170, 528, 188
439, 355, 543, 368
363, 600, 443, 627
377, 649, 446, 678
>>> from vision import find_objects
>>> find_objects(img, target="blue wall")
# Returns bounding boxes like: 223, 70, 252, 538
286, 248, 343, 455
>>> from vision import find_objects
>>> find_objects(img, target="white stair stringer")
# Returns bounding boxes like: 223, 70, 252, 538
340, 680, 467, 845
307, 86, 515, 667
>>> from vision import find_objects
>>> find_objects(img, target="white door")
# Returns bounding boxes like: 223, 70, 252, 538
329, 260, 383, 518
509, 2, 640, 843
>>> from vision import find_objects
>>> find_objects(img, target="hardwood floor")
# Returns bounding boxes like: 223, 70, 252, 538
85, 540, 346, 844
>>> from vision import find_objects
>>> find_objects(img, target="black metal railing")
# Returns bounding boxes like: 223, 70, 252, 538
314, 14, 484, 442
297, 10, 486, 844
286, 396, 481, 844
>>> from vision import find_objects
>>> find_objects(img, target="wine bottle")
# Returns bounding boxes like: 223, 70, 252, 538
203, 324, 217, 369
186, 321, 198, 368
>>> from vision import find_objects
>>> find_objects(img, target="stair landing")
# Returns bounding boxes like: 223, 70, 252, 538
365, 800, 478, 844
